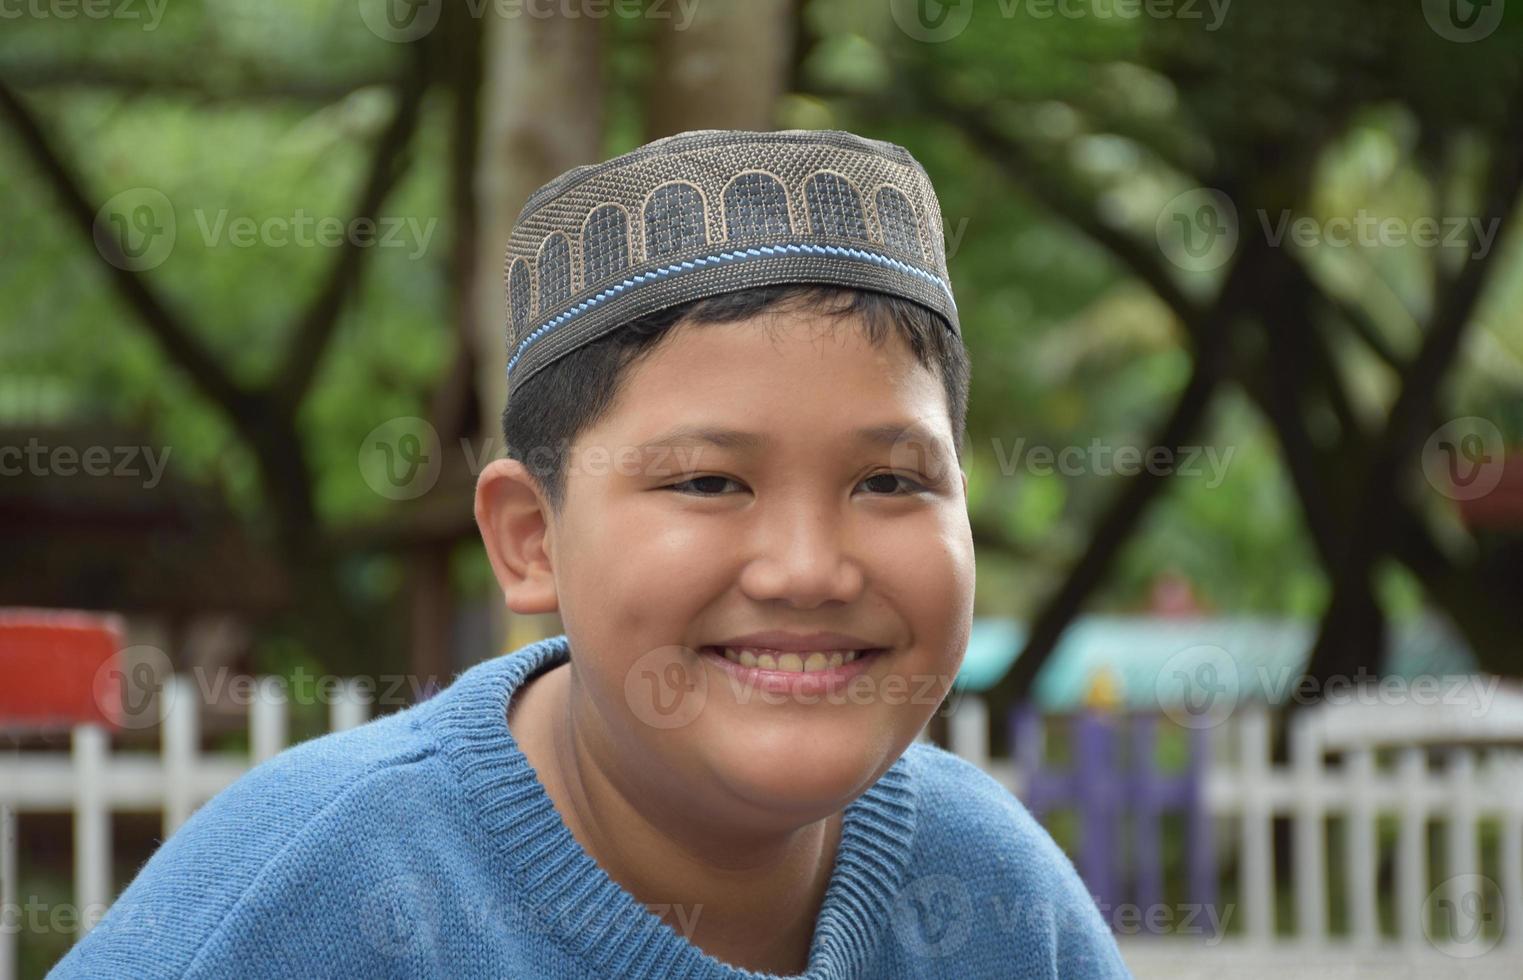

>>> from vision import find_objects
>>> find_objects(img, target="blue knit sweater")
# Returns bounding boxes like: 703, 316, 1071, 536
51, 636, 1131, 979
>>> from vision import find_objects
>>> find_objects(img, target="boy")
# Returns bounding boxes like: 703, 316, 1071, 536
51, 130, 1130, 978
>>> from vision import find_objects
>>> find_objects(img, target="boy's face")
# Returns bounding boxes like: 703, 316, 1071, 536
485, 307, 974, 828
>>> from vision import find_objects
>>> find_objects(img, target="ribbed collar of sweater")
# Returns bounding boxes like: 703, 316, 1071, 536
413, 635, 921, 979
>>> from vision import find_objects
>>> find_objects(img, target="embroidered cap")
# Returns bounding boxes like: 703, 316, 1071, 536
502, 129, 959, 399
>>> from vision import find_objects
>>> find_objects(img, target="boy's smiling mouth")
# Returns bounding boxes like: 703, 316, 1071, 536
698, 645, 887, 693
697, 629, 891, 691
711, 647, 875, 672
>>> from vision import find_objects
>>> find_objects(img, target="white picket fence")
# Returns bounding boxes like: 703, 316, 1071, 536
947, 691, 1523, 970
0, 676, 371, 980
8, 678, 1523, 977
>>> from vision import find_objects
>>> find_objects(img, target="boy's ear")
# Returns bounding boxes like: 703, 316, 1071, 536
474, 457, 559, 615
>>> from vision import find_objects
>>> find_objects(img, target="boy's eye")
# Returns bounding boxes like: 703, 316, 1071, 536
860, 472, 926, 495
667, 475, 743, 495
667, 472, 925, 493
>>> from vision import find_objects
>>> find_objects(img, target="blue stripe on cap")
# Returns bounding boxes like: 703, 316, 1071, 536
506, 242, 955, 380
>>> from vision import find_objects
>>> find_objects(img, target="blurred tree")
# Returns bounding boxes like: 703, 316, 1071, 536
469, 5, 604, 664
812, 0, 1523, 720
1, 34, 432, 676
1, 0, 1519, 706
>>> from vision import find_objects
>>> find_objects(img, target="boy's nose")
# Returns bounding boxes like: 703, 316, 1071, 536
737, 505, 866, 609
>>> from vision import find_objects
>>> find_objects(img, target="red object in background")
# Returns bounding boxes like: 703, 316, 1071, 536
1456, 450, 1523, 532
0, 608, 126, 731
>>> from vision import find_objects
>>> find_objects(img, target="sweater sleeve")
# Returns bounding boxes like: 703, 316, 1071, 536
893, 742, 1134, 979
46, 711, 441, 980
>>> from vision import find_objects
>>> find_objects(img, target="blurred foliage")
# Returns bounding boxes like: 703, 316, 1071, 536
4, 6, 1523, 970
2, 0, 1521, 680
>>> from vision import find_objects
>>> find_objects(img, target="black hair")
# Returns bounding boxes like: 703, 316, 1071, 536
501, 284, 970, 514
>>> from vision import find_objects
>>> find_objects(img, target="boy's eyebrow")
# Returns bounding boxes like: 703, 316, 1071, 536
633, 423, 951, 460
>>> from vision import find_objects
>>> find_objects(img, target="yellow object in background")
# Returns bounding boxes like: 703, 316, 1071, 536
1083, 665, 1124, 712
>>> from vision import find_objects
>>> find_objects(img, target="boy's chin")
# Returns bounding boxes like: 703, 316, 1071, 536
694, 735, 898, 818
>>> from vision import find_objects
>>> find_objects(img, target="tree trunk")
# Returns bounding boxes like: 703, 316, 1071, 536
644, 0, 792, 138
471, 11, 606, 655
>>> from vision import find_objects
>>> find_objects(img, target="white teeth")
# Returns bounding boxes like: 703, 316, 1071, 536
717, 647, 868, 673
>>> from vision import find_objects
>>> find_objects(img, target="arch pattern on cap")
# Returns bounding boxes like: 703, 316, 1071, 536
503, 133, 958, 388
722, 171, 793, 240
581, 204, 631, 289
874, 185, 924, 260
804, 171, 869, 241
536, 232, 573, 313
643, 181, 708, 259
517, 169, 933, 329
508, 258, 532, 335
